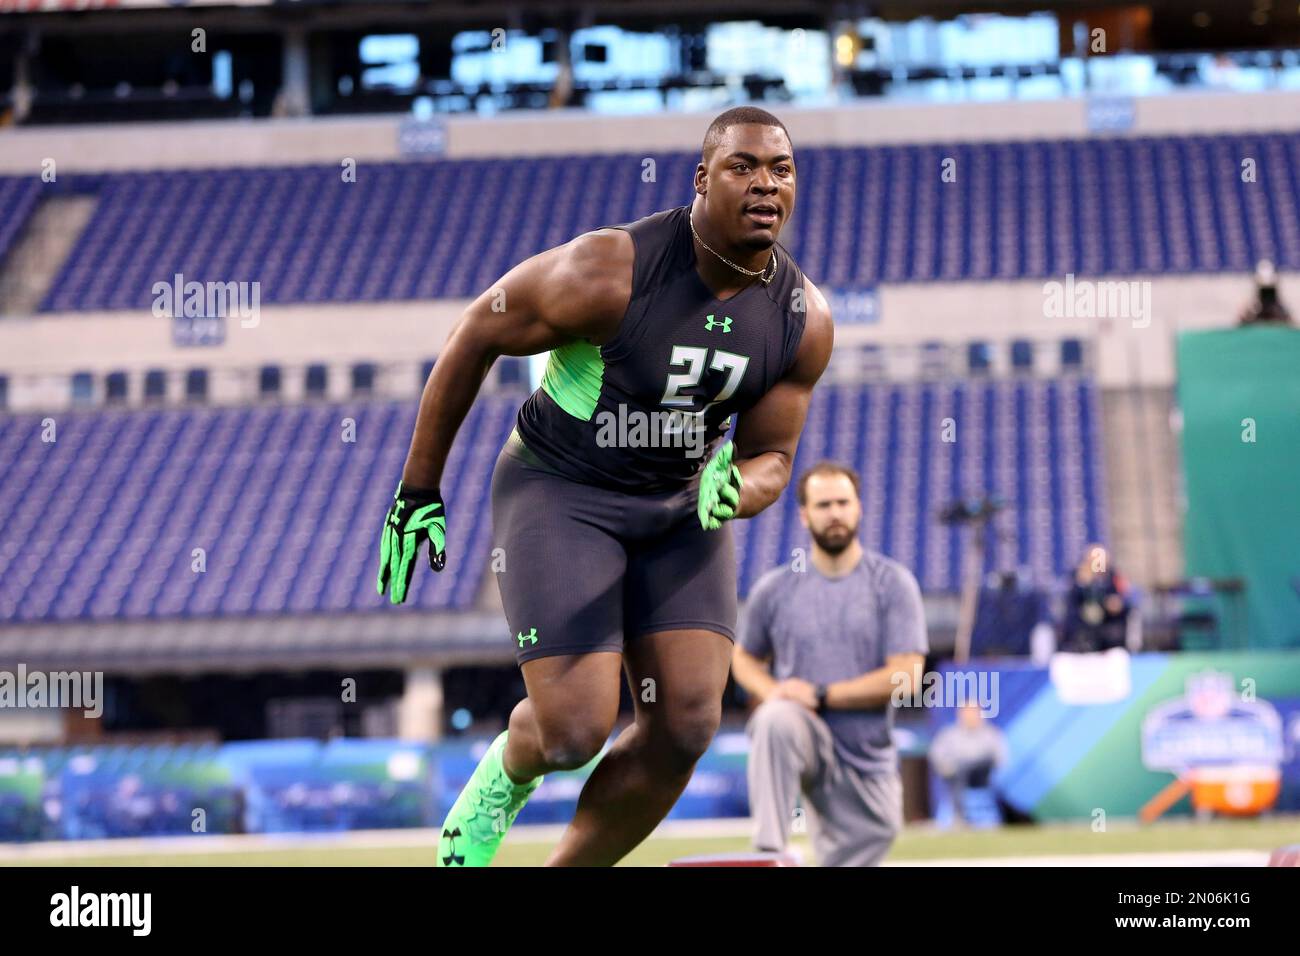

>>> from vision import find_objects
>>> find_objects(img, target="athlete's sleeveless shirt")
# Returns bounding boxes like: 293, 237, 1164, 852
514, 203, 809, 494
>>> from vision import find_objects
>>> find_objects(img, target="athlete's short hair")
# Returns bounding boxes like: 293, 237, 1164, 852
796, 461, 862, 507
702, 106, 792, 163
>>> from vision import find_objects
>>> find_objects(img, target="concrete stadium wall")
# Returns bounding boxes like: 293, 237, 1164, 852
3, 272, 1293, 408
0, 89, 1297, 174
861, 272, 1298, 387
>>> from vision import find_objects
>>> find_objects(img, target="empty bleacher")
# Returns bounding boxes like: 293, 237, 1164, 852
0, 130, 1294, 314
736, 375, 1105, 594
0, 177, 41, 265
0, 375, 1104, 625
0, 395, 517, 622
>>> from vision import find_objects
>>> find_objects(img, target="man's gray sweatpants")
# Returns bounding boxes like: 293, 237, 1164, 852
746, 698, 903, 866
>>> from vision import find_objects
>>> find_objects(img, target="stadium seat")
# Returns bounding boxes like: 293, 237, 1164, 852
70, 371, 94, 407
351, 363, 377, 396
143, 369, 168, 404
184, 368, 208, 403
1010, 340, 1034, 372
1060, 338, 1083, 369
259, 365, 282, 398
105, 371, 129, 406
305, 364, 329, 399
497, 357, 525, 387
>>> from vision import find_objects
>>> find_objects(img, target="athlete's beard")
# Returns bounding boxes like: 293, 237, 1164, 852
810, 520, 858, 556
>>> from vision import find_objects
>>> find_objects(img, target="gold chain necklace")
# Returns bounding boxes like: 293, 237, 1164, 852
689, 208, 776, 286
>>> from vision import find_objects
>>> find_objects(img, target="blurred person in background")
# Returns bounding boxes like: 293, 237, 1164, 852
731, 462, 927, 866
1239, 260, 1293, 326
929, 701, 1008, 826
1060, 543, 1131, 653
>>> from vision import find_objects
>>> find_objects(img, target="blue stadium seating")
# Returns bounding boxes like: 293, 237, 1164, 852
734, 376, 1106, 595
259, 364, 282, 397
70, 371, 94, 406
0, 394, 519, 621
1010, 339, 1034, 371
1060, 337, 1084, 369
304, 363, 328, 398
143, 369, 167, 404
966, 341, 992, 375
0, 176, 40, 264
0, 131, 1292, 313
351, 362, 377, 395
105, 371, 129, 405
0, 377, 1104, 624
184, 368, 208, 403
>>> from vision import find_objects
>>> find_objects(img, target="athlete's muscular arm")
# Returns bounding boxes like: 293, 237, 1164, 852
729, 278, 834, 519
379, 231, 632, 603
400, 230, 633, 488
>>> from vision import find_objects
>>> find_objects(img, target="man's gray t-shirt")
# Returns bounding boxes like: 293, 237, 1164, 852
740, 550, 928, 776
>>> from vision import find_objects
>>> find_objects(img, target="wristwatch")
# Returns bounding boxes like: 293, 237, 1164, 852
814, 684, 829, 714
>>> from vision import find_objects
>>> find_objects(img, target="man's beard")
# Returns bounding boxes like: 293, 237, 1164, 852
811, 522, 858, 555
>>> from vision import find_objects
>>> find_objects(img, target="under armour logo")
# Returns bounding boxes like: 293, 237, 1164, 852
517, 628, 538, 647
441, 826, 465, 866
704, 314, 732, 333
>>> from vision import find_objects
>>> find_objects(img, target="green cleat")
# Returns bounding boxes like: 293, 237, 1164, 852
436, 731, 542, 867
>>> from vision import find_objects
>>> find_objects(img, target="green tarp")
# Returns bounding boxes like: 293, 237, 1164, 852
1177, 326, 1300, 648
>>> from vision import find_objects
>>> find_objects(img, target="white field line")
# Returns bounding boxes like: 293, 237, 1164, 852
0, 822, 1275, 867
0, 818, 756, 861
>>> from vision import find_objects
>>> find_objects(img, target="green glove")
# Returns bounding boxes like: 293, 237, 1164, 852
377, 481, 447, 605
697, 440, 744, 531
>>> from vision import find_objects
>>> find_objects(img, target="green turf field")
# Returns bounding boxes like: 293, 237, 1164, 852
4, 815, 1297, 866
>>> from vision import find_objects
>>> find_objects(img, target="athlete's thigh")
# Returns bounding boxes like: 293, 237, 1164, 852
621, 627, 734, 720
622, 515, 738, 645
491, 443, 627, 665
520, 650, 624, 743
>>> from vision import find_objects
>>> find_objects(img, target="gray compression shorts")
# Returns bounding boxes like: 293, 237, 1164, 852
490, 427, 738, 666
